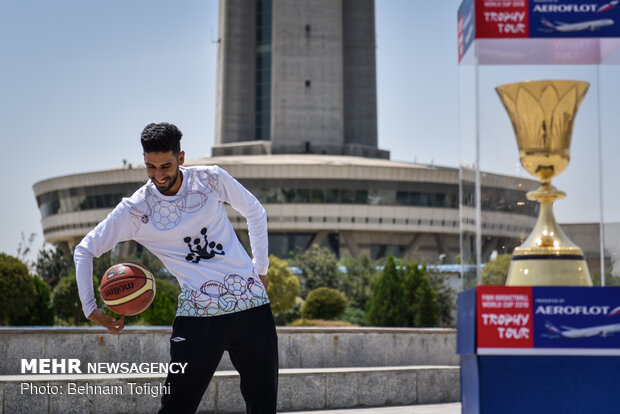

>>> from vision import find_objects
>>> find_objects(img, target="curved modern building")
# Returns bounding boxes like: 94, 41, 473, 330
33, 155, 538, 262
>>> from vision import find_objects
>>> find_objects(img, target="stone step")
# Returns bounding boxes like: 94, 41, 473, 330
280, 403, 462, 414
0, 327, 458, 375
0, 366, 460, 414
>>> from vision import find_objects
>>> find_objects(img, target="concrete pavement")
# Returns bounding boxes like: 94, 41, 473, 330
281, 403, 462, 414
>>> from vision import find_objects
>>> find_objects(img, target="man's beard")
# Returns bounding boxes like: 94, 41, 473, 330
155, 168, 179, 195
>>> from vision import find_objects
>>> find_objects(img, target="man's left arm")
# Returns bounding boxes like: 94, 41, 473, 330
215, 166, 269, 285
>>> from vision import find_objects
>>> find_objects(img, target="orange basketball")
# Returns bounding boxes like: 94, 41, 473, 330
100, 262, 156, 316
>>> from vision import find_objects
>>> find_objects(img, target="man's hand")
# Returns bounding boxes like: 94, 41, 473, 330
88, 309, 125, 334
259, 274, 268, 290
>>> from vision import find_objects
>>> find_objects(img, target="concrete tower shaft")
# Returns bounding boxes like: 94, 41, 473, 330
213, 0, 388, 159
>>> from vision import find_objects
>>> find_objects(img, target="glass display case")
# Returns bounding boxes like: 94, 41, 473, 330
457, 0, 620, 288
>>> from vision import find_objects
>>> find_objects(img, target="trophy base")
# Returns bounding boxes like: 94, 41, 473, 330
506, 256, 592, 286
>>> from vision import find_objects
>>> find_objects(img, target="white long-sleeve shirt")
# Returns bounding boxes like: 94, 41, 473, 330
74, 165, 269, 318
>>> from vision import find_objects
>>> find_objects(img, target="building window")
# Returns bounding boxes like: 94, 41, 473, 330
240, 179, 536, 215
268, 232, 313, 258
370, 244, 405, 260
36, 183, 143, 218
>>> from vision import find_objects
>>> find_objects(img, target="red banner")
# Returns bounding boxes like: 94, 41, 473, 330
476, 0, 529, 38
477, 286, 534, 348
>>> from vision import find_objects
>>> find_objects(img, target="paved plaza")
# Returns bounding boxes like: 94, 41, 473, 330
281, 403, 462, 414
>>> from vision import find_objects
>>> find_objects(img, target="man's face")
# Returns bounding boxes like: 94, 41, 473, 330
144, 151, 185, 195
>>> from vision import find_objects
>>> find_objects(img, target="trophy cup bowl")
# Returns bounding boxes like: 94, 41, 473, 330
495, 80, 592, 286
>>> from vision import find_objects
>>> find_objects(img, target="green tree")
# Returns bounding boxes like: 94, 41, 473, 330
9, 276, 54, 326
0, 253, 36, 325
92, 251, 113, 282
591, 272, 620, 286
265, 255, 300, 321
140, 279, 180, 325
413, 276, 440, 327
403, 262, 425, 326
338, 306, 368, 326
428, 272, 456, 327
133, 248, 167, 278
339, 254, 379, 310
35, 244, 74, 289
302, 287, 348, 320
277, 296, 304, 325
482, 254, 512, 285
113, 243, 168, 279
52, 272, 101, 325
16, 231, 36, 268
292, 245, 341, 297
366, 255, 408, 327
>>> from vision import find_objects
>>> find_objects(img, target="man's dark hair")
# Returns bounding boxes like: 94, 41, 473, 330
140, 122, 183, 154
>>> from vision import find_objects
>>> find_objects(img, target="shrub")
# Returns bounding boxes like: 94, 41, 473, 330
52, 272, 100, 325
292, 245, 341, 297
274, 296, 304, 325
34, 245, 74, 289
482, 254, 511, 285
591, 272, 620, 286
9, 275, 54, 326
0, 253, 36, 325
339, 254, 380, 309
265, 255, 300, 317
288, 319, 354, 327
301, 287, 347, 320
140, 279, 180, 325
428, 272, 456, 327
338, 306, 368, 326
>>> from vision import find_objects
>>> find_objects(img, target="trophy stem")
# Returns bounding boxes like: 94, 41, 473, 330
520, 200, 570, 250
506, 194, 592, 286
526, 183, 565, 203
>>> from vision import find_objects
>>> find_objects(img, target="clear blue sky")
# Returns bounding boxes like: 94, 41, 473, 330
1, 0, 617, 261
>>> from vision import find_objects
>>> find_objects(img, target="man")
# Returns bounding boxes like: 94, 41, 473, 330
74, 122, 278, 413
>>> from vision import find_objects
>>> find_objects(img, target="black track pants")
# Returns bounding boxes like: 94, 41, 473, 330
158, 304, 278, 414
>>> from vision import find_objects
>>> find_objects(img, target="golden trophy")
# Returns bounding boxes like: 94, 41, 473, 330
495, 80, 592, 286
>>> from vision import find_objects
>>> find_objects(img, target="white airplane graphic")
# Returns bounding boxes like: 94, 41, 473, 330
597, 0, 619, 13
541, 18, 615, 32
544, 320, 620, 339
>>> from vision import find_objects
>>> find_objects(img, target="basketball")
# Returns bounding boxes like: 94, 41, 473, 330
100, 262, 156, 316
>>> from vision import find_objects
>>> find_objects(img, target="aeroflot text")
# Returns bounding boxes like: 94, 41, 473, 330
535, 305, 610, 315
533, 4, 599, 13
20, 359, 188, 374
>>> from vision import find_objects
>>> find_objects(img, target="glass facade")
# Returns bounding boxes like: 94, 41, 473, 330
36, 182, 144, 218
243, 179, 537, 216
461, 182, 538, 216
268, 233, 313, 258
268, 232, 339, 257
371, 244, 406, 261
255, 0, 272, 141
36, 179, 537, 218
